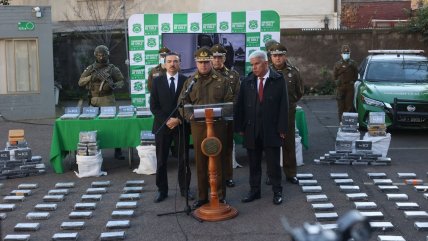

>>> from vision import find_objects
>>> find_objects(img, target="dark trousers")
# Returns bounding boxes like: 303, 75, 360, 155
247, 135, 282, 193
155, 126, 190, 194
225, 121, 234, 180
282, 106, 296, 177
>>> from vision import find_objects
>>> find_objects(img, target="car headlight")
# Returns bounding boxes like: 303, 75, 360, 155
361, 96, 385, 107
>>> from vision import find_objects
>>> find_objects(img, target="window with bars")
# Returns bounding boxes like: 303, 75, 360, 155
0, 38, 40, 94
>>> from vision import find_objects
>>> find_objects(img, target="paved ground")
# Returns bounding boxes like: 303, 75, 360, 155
0, 97, 428, 241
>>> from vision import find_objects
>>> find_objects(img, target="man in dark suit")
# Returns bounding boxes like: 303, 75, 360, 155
150, 52, 192, 203
235, 50, 289, 205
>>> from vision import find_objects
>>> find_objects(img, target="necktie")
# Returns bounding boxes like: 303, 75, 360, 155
169, 77, 175, 96
258, 77, 264, 102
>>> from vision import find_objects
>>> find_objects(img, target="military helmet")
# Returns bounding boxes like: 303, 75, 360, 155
269, 42, 287, 55
264, 39, 279, 51
194, 47, 213, 61
341, 44, 351, 53
159, 46, 171, 55
94, 45, 110, 56
211, 44, 227, 57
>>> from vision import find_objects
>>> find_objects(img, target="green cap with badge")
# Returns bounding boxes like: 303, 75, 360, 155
341, 44, 351, 53
211, 44, 227, 57
159, 46, 171, 55
268, 42, 287, 55
194, 47, 213, 61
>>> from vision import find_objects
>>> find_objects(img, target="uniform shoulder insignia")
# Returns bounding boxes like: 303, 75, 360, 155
212, 74, 218, 79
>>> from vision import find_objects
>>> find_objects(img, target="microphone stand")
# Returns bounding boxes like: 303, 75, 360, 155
157, 80, 202, 222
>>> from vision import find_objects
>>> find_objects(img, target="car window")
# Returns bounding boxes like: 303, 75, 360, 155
358, 58, 368, 80
366, 59, 428, 83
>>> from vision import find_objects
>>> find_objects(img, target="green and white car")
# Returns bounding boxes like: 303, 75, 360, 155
354, 50, 428, 129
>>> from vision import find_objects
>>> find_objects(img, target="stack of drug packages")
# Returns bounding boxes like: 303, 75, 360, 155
79, 107, 99, 120
0, 129, 45, 179
367, 112, 387, 136
136, 107, 152, 118
116, 105, 135, 118
75, 131, 104, 178
98, 106, 117, 119
60, 107, 81, 120
314, 112, 391, 166
77, 131, 99, 156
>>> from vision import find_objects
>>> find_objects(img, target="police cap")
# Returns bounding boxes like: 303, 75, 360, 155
341, 45, 351, 53
194, 47, 213, 61
264, 39, 279, 50
211, 44, 227, 57
269, 43, 287, 55
159, 46, 171, 55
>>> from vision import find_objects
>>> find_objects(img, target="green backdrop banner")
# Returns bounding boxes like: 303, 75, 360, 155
128, 10, 280, 107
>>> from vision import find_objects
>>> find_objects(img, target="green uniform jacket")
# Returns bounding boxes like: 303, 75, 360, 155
78, 62, 124, 106
179, 69, 234, 119
333, 59, 358, 86
274, 63, 304, 108
147, 64, 166, 92
215, 66, 240, 103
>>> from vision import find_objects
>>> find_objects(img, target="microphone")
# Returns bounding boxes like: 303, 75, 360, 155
183, 77, 197, 97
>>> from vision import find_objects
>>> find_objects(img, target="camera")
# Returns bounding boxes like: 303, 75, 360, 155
282, 210, 371, 241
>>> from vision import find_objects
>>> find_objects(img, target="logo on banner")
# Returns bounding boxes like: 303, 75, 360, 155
161, 23, 171, 32
249, 20, 258, 30
263, 34, 272, 43
219, 21, 229, 31
248, 49, 256, 57
134, 81, 144, 92
133, 53, 143, 63
147, 38, 157, 48
132, 23, 142, 33
190, 22, 200, 32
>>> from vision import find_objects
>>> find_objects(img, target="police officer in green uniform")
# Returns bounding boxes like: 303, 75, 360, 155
179, 47, 234, 209
264, 39, 279, 64
210, 44, 240, 188
333, 44, 358, 122
269, 43, 304, 184
78, 45, 125, 159
147, 47, 171, 92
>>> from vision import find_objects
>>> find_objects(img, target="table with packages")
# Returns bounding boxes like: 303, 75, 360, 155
50, 108, 308, 174
50, 116, 153, 174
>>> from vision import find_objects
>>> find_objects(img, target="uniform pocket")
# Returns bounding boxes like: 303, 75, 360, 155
214, 85, 224, 100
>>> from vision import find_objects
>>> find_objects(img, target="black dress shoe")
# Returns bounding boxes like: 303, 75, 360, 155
181, 190, 195, 200
265, 177, 272, 185
154, 192, 168, 203
273, 192, 283, 205
241, 191, 261, 203
226, 179, 235, 187
286, 176, 299, 184
192, 199, 209, 209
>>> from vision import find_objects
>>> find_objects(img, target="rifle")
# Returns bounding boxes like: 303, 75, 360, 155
92, 65, 118, 91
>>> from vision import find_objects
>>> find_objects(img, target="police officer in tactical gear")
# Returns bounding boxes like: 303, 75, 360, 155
147, 47, 171, 92
78, 45, 125, 160
269, 42, 304, 185
333, 44, 358, 122
179, 47, 234, 209
210, 44, 241, 188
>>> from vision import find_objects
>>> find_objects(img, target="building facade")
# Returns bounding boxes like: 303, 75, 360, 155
0, 5, 55, 120
9, 0, 341, 29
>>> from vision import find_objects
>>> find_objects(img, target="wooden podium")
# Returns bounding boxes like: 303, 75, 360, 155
193, 108, 238, 221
